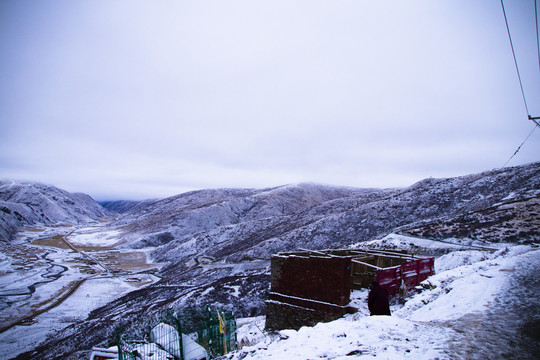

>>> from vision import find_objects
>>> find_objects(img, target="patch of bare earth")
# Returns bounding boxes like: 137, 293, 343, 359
443, 252, 540, 360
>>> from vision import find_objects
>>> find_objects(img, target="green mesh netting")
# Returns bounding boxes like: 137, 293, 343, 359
116, 309, 184, 360
116, 307, 237, 360
196, 307, 237, 358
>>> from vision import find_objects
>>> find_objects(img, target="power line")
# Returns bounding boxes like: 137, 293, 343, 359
534, 0, 540, 70
501, 0, 531, 116
500, 0, 540, 167
503, 124, 539, 167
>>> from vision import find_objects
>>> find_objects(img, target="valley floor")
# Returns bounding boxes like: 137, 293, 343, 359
0, 224, 160, 359
1, 225, 539, 360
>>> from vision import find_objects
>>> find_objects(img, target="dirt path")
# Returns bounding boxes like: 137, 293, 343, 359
58, 230, 110, 272
0, 231, 105, 333
443, 251, 540, 359
0, 278, 86, 334
1, 227, 160, 335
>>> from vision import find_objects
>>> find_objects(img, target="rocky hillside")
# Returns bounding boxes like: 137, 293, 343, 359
7, 162, 540, 360
108, 163, 540, 265
400, 189, 539, 243
98, 199, 156, 214
0, 180, 110, 241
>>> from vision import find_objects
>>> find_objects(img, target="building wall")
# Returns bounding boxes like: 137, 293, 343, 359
265, 300, 349, 331
266, 254, 353, 330
265, 250, 435, 331
270, 255, 352, 306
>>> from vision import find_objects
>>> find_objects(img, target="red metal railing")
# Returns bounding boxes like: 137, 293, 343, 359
374, 258, 434, 296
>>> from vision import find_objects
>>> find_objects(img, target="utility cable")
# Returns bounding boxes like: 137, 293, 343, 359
534, 0, 540, 70
501, 0, 531, 116
503, 123, 539, 167
500, 0, 540, 167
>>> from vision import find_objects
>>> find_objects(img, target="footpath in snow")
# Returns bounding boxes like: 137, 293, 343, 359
229, 242, 540, 360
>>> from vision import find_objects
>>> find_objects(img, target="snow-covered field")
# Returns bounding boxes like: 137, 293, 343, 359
69, 228, 124, 247
1, 226, 539, 359
0, 277, 138, 359
231, 243, 540, 359
0, 224, 160, 360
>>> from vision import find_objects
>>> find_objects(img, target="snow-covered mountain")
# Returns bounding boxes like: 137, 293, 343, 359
114, 184, 371, 257
2, 162, 540, 359
0, 180, 110, 241
98, 199, 156, 214
108, 163, 540, 265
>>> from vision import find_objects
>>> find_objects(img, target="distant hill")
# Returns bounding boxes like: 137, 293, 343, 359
104, 163, 540, 265
0, 180, 110, 241
6, 162, 540, 360
98, 199, 157, 214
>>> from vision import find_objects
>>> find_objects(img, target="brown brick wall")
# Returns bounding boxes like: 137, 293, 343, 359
270, 255, 352, 306
265, 300, 349, 331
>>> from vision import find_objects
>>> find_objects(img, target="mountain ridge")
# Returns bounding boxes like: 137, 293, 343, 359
110, 163, 539, 264
0, 180, 110, 241
2, 162, 540, 360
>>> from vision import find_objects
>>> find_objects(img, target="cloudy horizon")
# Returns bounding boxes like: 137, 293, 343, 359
1, 0, 539, 200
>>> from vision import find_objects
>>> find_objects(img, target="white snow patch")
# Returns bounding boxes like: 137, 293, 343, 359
0, 277, 138, 359
200, 286, 214, 297
225, 244, 540, 360
232, 315, 452, 359
357, 233, 476, 251
434, 249, 492, 273
236, 316, 267, 348
224, 285, 241, 298
69, 228, 123, 246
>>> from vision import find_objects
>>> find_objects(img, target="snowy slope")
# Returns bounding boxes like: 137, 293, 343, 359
3, 163, 540, 359
400, 189, 540, 243
98, 199, 156, 214
229, 244, 540, 360
113, 183, 368, 253
111, 163, 540, 265
0, 180, 110, 241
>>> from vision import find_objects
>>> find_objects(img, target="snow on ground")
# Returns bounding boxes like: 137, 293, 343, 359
0, 277, 139, 359
0, 246, 84, 320
236, 316, 266, 348
356, 233, 500, 253
232, 314, 453, 360
228, 243, 540, 360
396, 247, 524, 322
0, 224, 160, 359
69, 227, 123, 247
433, 250, 492, 273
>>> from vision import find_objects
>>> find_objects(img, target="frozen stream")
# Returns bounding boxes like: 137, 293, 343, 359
0, 250, 73, 334
0, 225, 161, 359
0, 251, 68, 300
0, 239, 88, 333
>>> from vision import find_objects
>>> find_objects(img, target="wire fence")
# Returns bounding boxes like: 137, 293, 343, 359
197, 308, 237, 358
116, 307, 236, 360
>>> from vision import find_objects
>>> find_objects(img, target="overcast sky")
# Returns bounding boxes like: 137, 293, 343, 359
1, 0, 539, 200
